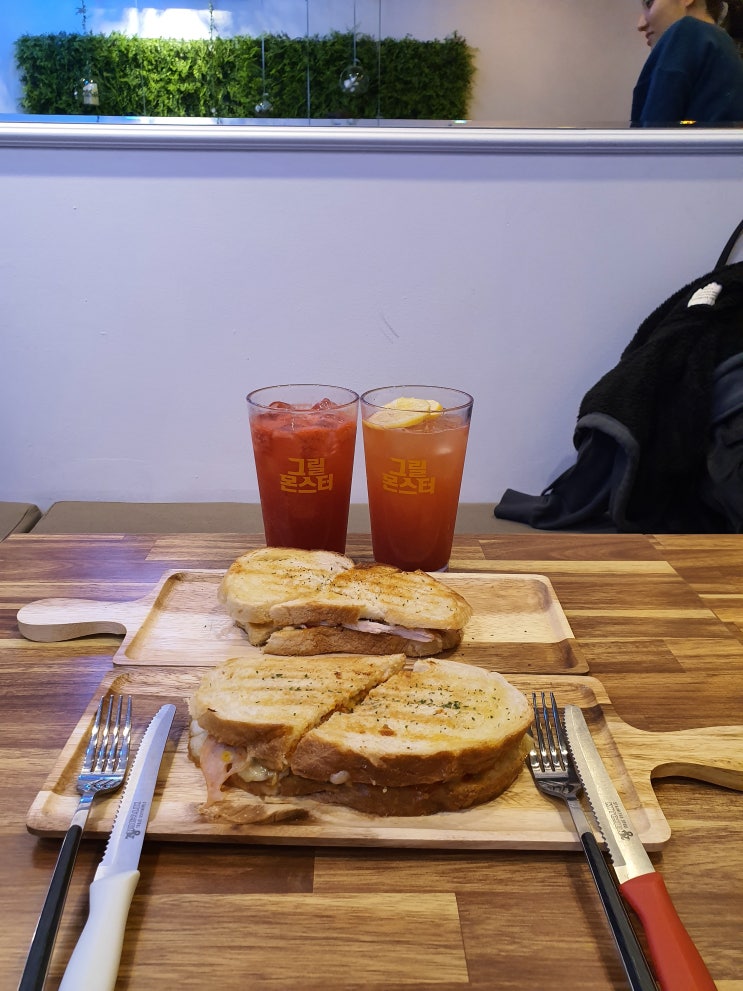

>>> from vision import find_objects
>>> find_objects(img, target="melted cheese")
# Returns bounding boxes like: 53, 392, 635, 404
191, 720, 273, 803
235, 760, 273, 783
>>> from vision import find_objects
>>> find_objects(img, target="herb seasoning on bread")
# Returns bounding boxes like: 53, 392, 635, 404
218, 547, 473, 658
188, 654, 531, 817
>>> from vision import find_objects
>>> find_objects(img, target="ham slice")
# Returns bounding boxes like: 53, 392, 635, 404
331, 620, 435, 643
198, 733, 249, 805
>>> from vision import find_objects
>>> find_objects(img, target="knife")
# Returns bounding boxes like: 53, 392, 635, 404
58, 703, 176, 991
563, 705, 716, 991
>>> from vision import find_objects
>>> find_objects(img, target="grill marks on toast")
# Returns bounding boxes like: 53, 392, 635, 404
269, 564, 472, 631
190, 654, 532, 815
217, 549, 474, 659
290, 659, 532, 788
189, 654, 407, 773
328, 565, 473, 629
218, 547, 355, 626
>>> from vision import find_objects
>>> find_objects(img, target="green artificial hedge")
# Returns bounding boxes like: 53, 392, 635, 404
14, 31, 476, 119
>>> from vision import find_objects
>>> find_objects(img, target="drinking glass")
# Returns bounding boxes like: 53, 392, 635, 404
361, 385, 473, 571
247, 384, 359, 553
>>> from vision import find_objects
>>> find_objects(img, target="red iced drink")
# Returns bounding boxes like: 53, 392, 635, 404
248, 385, 358, 553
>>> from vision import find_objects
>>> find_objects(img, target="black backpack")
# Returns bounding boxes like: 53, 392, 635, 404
495, 224, 743, 534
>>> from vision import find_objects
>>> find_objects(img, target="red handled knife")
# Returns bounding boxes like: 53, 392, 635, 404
563, 705, 716, 991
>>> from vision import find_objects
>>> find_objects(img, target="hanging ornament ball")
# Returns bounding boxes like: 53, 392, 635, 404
255, 97, 274, 116
75, 78, 99, 106
339, 64, 369, 96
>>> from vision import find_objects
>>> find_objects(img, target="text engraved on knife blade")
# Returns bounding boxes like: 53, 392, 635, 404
606, 799, 635, 840
124, 799, 148, 838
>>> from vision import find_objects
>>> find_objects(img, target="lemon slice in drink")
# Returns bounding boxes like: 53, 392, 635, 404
366, 397, 444, 430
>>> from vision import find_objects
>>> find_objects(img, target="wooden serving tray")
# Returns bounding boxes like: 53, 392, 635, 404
25, 670, 743, 850
16, 570, 587, 674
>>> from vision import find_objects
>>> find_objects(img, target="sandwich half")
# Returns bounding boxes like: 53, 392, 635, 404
218, 547, 473, 658
188, 652, 406, 804
286, 658, 532, 815
189, 654, 531, 816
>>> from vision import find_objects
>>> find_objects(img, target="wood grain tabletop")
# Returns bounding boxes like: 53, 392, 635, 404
1, 532, 741, 991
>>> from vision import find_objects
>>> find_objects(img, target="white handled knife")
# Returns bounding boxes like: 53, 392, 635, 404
563, 705, 716, 991
59, 703, 176, 991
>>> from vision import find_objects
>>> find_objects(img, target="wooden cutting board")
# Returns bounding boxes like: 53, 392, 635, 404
16, 570, 588, 674
25, 670, 743, 850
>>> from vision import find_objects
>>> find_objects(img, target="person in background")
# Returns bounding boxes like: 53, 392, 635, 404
632, 0, 743, 124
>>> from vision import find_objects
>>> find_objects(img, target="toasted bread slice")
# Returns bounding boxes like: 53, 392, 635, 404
250, 735, 530, 816
290, 658, 532, 788
244, 622, 278, 647
269, 564, 472, 631
188, 652, 406, 773
218, 547, 354, 626
261, 625, 462, 658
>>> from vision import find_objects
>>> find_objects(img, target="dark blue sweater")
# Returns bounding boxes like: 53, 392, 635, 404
631, 16, 743, 125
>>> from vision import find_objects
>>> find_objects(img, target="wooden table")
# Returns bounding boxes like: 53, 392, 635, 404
1, 532, 742, 990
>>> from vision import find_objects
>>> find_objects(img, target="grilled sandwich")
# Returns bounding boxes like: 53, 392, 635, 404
188, 654, 531, 816
218, 547, 473, 658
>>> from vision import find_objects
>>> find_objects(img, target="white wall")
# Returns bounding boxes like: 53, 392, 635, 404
1, 1, 645, 125
2, 134, 743, 511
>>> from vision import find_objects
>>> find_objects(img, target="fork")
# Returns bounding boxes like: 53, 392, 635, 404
18, 694, 132, 991
529, 692, 658, 991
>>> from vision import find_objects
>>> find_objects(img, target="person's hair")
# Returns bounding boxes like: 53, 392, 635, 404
706, 0, 726, 20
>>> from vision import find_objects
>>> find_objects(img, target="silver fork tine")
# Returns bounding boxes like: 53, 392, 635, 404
539, 692, 554, 764
532, 692, 546, 762
113, 697, 132, 775
545, 692, 561, 764
546, 691, 569, 769
95, 695, 115, 772
81, 696, 106, 774
528, 691, 657, 991
18, 694, 133, 991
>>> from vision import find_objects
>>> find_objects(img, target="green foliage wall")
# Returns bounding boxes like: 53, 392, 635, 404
14, 31, 476, 120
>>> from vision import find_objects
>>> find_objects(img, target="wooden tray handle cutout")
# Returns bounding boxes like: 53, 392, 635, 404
17, 597, 143, 641
615, 723, 743, 791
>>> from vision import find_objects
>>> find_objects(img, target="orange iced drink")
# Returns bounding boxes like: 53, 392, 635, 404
361, 387, 473, 571
247, 385, 358, 553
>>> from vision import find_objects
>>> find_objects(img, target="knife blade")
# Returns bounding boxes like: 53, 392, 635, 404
563, 704, 716, 991
58, 703, 176, 991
